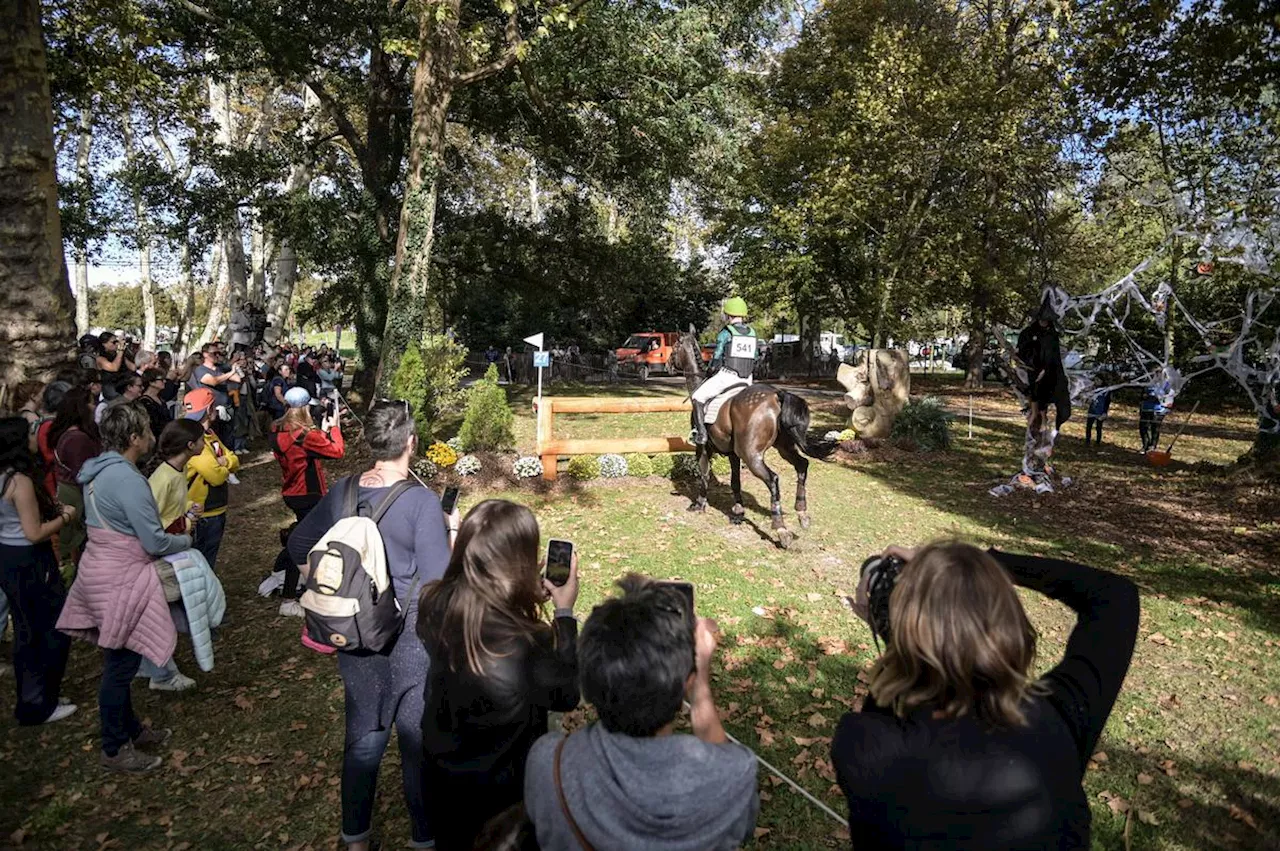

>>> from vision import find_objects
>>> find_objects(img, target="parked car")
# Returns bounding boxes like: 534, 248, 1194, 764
614, 332, 710, 380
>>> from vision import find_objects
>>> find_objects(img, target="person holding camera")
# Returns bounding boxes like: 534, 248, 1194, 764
417, 499, 581, 851
189, 343, 241, 445
269, 387, 345, 617
524, 575, 759, 851
833, 542, 1139, 850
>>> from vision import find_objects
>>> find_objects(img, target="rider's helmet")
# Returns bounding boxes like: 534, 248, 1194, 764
723, 297, 749, 321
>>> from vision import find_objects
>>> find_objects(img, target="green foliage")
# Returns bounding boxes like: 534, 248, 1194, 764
458, 364, 515, 452
891, 396, 953, 452
566, 455, 600, 481
389, 345, 431, 443
89, 284, 183, 337
710, 454, 731, 476
419, 335, 469, 424
623, 453, 655, 477
649, 453, 675, 477
670, 453, 700, 480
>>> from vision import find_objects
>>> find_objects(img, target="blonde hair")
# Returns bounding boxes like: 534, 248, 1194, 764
277, 405, 315, 433
869, 541, 1042, 727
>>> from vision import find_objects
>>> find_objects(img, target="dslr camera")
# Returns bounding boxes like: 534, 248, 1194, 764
859, 553, 907, 647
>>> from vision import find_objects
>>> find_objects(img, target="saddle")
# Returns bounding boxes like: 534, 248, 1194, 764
703, 386, 747, 423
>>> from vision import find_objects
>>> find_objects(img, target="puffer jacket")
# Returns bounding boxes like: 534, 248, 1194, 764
167, 548, 226, 672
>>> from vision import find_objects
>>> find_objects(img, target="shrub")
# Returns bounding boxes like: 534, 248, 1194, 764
890, 396, 953, 451
411, 457, 438, 480
567, 455, 601, 480
598, 454, 627, 478
838, 427, 858, 442
390, 345, 431, 443
624, 453, 655, 477
513, 456, 544, 478
425, 441, 458, 468
459, 364, 515, 451
824, 430, 843, 442
454, 454, 482, 476
670, 453, 700, 480
445, 436, 464, 452
711, 454, 731, 476
649, 453, 675, 477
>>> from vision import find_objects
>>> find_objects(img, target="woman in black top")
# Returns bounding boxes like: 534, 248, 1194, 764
417, 499, 581, 851
138, 369, 173, 446
833, 542, 1139, 850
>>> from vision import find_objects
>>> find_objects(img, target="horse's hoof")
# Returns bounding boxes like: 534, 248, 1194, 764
729, 514, 744, 526
687, 502, 706, 513
777, 529, 794, 549
798, 513, 811, 529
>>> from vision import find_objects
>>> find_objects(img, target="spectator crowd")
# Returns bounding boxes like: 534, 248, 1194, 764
1, 328, 1142, 851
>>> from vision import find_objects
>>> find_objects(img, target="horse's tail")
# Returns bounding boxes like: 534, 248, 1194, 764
776, 390, 837, 459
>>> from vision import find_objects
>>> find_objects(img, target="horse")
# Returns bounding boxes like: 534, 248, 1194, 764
670, 328, 835, 548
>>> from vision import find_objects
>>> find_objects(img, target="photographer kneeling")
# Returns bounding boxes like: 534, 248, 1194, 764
833, 543, 1139, 850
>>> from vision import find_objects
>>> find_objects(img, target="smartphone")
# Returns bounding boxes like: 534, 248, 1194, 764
440, 486, 460, 516
658, 580, 695, 613
545, 539, 574, 587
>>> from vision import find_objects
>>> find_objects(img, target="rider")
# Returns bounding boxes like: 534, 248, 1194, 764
691, 297, 758, 445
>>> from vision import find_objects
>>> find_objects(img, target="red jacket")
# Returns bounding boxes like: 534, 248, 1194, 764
272, 424, 344, 498
36, 419, 57, 498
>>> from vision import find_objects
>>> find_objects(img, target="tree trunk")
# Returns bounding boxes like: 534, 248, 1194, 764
208, 67, 248, 308
195, 242, 228, 349
122, 121, 157, 350
376, 0, 461, 391
0, 0, 76, 386
71, 105, 93, 336
966, 323, 986, 388
250, 213, 267, 306
174, 244, 195, 357
263, 84, 317, 344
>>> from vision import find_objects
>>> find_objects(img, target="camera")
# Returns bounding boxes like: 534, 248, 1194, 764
859, 553, 906, 647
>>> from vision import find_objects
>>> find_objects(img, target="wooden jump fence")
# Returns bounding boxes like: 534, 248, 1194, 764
534, 396, 693, 481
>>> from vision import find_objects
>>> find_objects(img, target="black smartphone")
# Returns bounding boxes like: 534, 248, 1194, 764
440, 486, 460, 516
545, 539, 574, 586
658, 580, 695, 613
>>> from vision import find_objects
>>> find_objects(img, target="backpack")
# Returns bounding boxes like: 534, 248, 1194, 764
299, 477, 418, 652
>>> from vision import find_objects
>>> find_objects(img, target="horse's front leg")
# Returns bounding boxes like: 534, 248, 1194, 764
728, 452, 745, 525
687, 445, 710, 513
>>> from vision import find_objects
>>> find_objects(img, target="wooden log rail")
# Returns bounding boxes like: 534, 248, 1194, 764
535, 396, 693, 481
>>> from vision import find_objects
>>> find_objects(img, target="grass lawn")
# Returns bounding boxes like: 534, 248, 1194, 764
2, 375, 1276, 850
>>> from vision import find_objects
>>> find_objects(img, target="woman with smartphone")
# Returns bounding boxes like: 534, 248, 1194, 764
417, 499, 581, 851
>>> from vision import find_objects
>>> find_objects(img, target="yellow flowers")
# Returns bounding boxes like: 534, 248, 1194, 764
424, 441, 458, 468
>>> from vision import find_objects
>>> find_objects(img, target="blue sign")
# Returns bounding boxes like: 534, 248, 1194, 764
534, 351, 551, 368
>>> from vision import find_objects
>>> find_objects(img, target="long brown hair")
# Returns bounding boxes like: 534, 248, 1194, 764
417, 499, 547, 676
868, 541, 1042, 727
275, 405, 315, 434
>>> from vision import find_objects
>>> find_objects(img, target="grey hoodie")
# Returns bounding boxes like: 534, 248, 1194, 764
78, 451, 191, 556
524, 723, 759, 851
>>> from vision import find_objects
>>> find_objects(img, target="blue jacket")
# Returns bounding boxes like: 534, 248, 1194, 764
79, 452, 191, 556
1087, 390, 1112, 417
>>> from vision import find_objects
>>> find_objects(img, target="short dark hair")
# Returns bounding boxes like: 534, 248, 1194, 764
157, 419, 204, 459
98, 401, 150, 453
201, 343, 218, 356
578, 575, 696, 737
115, 373, 142, 395
365, 399, 416, 461
98, 331, 116, 345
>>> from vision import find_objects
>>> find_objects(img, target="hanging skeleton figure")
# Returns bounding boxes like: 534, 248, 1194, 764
1013, 292, 1073, 477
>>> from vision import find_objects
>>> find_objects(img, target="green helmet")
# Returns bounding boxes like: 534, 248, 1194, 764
723, 297, 748, 318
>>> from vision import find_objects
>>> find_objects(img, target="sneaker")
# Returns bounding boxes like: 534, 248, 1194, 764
227, 473, 241, 485
149, 672, 196, 692
42, 703, 78, 724
133, 726, 172, 749
278, 599, 305, 618
100, 742, 162, 773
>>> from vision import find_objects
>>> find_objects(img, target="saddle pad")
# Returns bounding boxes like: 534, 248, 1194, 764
705, 386, 747, 423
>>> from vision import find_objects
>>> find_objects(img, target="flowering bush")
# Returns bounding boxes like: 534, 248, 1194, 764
425, 441, 458, 468
838, 427, 858, 442
454, 454, 481, 477
411, 458, 438, 480
513, 456, 544, 479
624, 453, 655, 477
567, 455, 601, 480
824, 430, 843, 442
445, 436, 464, 452
598, 454, 627, 478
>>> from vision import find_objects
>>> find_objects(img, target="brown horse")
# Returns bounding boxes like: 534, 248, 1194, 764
670, 329, 835, 548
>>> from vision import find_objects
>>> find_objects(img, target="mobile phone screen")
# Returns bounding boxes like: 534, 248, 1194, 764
440, 486, 460, 516
545, 539, 573, 586
658, 580, 695, 613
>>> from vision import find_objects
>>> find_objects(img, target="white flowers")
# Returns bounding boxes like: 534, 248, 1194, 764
455, 455, 482, 477
598, 454, 628, 478
513, 456, 544, 478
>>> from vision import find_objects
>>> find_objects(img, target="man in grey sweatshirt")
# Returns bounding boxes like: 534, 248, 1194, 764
524, 575, 759, 851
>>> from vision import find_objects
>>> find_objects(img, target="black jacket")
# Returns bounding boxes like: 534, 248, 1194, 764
421, 610, 580, 850
832, 551, 1139, 850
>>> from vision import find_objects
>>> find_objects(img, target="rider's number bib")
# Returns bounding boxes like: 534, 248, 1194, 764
729, 335, 757, 359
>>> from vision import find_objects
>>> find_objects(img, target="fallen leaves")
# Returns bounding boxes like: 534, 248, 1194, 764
1147, 632, 1174, 647
1137, 773, 1154, 786
1098, 790, 1130, 815
1228, 804, 1258, 831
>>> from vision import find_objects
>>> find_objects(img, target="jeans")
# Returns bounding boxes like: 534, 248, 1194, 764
137, 603, 190, 681
1139, 411, 1163, 451
194, 513, 227, 571
0, 542, 71, 725
1085, 416, 1104, 444
279, 495, 322, 599
100, 647, 143, 755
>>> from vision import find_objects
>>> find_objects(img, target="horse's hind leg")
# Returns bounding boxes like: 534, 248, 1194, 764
728, 453, 745, 525
775, 440, 811, 529
744, 452, 790, 548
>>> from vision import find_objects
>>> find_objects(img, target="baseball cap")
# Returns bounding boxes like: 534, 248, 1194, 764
183, 388, 216, 421
284, 387, 312, 408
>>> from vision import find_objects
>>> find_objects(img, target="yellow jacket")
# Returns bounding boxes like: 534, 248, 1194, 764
186, 430, 240, 518
149, 461, 194, 531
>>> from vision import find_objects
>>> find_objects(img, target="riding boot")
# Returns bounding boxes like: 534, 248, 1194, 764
691, 401, 709, 445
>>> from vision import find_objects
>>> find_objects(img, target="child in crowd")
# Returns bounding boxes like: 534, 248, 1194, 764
1084, 386, 1111, 446
1138, 381, 1171, 453
182, 389, 240, 570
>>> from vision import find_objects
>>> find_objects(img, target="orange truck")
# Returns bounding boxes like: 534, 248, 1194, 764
615, 332, 711, 380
